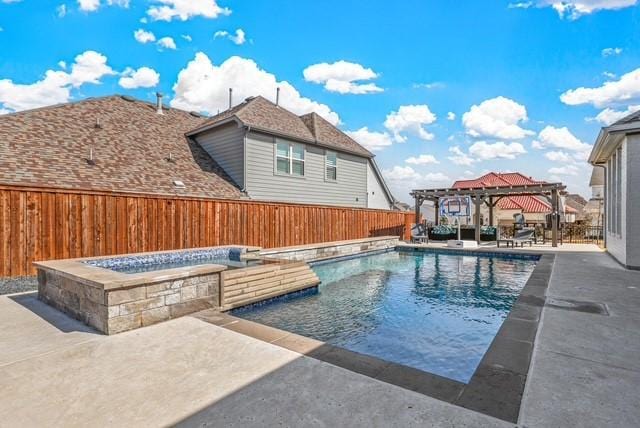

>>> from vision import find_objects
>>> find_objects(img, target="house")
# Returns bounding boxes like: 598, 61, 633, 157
188, 95, 395, 209
0, 94, 395, 210
450, 172, 578, 225
0, 95, 243, 199
589, 110, 640, 269
582, 167, 604, 227
564, 194, 587, 221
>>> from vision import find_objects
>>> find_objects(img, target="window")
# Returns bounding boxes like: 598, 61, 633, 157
607, 146, 624, 236
325, 150, 337, 181
276, 142, 304, 176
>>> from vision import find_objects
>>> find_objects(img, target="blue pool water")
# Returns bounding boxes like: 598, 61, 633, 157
233, 250, 537, 383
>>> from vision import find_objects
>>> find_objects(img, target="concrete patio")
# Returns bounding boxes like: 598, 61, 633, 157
0, 249, 638, 427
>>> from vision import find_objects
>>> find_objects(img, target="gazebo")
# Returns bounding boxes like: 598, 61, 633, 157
410, 182, 566, 247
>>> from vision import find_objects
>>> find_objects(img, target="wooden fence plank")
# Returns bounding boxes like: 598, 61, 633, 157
0, 186, 412, 277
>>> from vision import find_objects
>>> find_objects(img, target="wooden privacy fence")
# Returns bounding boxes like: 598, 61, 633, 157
0, 185, 413, 277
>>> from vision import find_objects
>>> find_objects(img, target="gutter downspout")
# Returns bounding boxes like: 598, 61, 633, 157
242, 125, 250, 195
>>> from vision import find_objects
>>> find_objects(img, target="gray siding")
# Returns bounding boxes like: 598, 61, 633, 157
625, 134, 640, 268
245, 132, 368, 207
194, 122, 245, 188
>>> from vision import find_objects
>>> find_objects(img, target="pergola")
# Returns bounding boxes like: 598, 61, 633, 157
410, 182, 566, 247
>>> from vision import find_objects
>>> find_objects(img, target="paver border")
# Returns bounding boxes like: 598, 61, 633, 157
194, 249, 555, 423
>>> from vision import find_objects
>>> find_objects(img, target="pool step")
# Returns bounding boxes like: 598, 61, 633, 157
220, 261, 320, 310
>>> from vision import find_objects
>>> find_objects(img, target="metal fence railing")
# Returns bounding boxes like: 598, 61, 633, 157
497, 223, 604, 247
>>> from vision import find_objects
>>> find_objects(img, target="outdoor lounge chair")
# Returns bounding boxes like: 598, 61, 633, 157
410, 224, 429, 244
497, 228, 535, 248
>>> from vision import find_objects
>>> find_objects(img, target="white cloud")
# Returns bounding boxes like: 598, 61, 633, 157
57, 4, 67, 17
468, 141, 527, 160
405, 154, 439, 165
0, 50, 114, 112
77, 0, 99, 11
508, 1, 533, 8
538, 0, 637, 19
118, 66, 160, 89
229, 29, 245, 45
447, 112, 456, 121
561, 68, 640, 108
603, 71, 616, 79
171, 53, 340, 124
303, 60, 382, 95
345, 127, 393, 151
590, 105, 640, 125
214, 28, 246, 45
77, 0, 129, 12
181, 34, 192, 42
549, 165, 580, 176
157, 36, 177, 50
602, 47, 623, 57
448, 146, 475, 166
147, 0, 231, 22
134, 29, 156, 44
532, 126, 592, 153
544, 151, 572, 162
462, 96, 533, 140
382, 166, 450, 198
384, 105, 436, 142
58, 60, 67, 69
413, 82, 445, 90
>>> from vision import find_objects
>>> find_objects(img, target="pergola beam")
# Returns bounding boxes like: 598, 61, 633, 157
410, 183, 566, 200
410, 182, 567, 246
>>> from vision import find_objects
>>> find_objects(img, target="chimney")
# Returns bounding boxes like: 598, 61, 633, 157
228, 88, 233, 109
276, 87, 280, 107
156, 92, 164, 115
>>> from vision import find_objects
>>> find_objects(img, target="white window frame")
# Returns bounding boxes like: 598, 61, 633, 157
325, 150, 337, 182
275, 141, 305, 177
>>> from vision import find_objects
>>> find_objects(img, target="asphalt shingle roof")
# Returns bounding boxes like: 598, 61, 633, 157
193, 96, 373, 158
612, 109, 640, 126
0, 95, 243, 199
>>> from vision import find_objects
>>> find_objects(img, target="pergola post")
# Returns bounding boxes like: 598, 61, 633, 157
474, 194, 482, 244
414, 196, 422, 226
551, 188, 558, 247
434, 199, 439, 225
488, 196, 494, 226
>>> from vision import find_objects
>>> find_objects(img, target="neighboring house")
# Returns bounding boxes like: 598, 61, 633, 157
0, 95, 242, 199
564, 194, 587, 221
583, 167, 605, 227
188, 96, 395, 209
589, 110, 640, 269
450, 172, 578, 225
0, 94, 395, 210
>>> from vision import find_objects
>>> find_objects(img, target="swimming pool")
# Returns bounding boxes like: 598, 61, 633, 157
233, 249, 538, 383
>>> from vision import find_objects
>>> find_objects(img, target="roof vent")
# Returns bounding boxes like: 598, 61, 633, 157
189, 111, 202, 118
245, 96, 255, 102
173, 180, 185, 188
121, 95, 135, 102
156, 92, 164, 115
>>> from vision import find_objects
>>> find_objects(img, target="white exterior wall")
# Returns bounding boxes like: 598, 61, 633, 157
605, 137, 627, 266
625, 134, 640, 268
366, 161, 392, 210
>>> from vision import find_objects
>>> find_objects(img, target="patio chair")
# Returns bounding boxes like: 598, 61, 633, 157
410, 223, 429, 244
497, 228, 535, 248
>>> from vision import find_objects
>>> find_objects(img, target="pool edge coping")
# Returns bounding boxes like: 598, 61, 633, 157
196, 249, 554, 424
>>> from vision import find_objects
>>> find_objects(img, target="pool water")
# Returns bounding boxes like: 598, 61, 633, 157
233, 250, 537, 383
108, 258, 266, 274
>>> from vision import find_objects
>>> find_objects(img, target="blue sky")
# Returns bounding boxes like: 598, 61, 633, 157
1, 0, 639, 202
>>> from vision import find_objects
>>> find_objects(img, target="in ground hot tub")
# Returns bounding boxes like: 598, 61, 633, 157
34, 245, 319, 335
